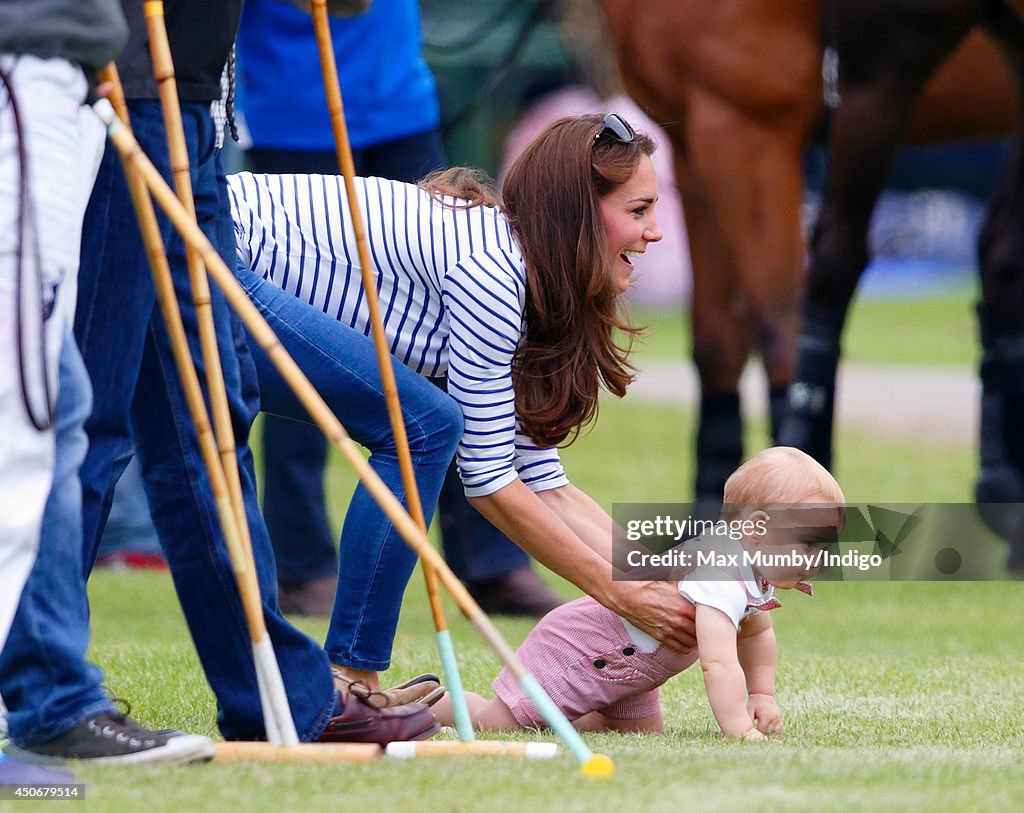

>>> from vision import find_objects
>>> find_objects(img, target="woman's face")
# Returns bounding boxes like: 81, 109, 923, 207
599, 155, 663, 294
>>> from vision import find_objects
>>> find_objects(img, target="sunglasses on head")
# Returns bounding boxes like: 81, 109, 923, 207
594, 113, 635, 144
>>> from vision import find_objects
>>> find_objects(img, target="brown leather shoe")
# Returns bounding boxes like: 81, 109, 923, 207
277, 575, 336, 618
331, 668, 445, 708
318, 692, 439, 745
467, 568, 565, 618
382, 674, 446, 708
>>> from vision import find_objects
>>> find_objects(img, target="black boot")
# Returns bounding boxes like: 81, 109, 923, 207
768, 384, 789, 445
776, 301, 846, 470
694, 391, 743, 503
975, 312, 1024, 573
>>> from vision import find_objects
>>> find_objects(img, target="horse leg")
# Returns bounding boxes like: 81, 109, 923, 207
720, 136, 809, 445
679, 75, 818, 500
974, 8, 1024, 572
680, 151, 749, 502
778, 1, 978, 469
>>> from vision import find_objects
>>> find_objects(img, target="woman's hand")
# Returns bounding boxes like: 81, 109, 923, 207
605, 580, 697, 653
472, 483, 696, 651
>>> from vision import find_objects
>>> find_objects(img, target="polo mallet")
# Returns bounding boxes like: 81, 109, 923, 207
144, 2, 256, 587
141, 0, 290, 746
141, 1, 291, 746
386, 741, 558, 760
91, 98, 614, 777
309, 0, 474, 742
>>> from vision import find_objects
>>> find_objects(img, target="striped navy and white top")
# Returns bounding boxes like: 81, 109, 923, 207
227, 172, 568, 498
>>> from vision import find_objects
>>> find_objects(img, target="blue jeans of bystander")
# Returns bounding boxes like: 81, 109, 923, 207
1, 101, 336, 744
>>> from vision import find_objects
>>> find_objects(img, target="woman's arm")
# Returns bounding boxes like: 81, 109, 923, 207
470, 481, 696, 652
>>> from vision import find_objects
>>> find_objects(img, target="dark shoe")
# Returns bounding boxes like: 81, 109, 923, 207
318, 692, 439, 745
331, 668, 445, 708
467, 568, 565, 618
278, 575, 337, 617
0, 754, 77, 785
7, 712, 214, 765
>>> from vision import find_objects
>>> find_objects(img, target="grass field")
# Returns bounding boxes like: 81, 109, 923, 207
630, 286, 979, 367
9, 292, 1023, 812
74, 571, 1023, 813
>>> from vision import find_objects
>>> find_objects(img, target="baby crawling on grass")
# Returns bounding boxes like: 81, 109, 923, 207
433, 447, 845, 738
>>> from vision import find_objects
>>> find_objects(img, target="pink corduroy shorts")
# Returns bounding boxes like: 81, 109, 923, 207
492, 596, 698, 727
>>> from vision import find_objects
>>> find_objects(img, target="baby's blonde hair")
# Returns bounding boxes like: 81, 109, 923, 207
722, 446, 846, 526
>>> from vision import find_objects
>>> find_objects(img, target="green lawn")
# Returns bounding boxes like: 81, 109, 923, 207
27, 388, 1018, 813
75, 564, 1024, 813
5, 285, 1009, 809
630, 286, 979, 368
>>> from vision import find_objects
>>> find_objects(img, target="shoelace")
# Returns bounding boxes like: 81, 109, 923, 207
330, 668, 390, 710
86, 713, 159, 750
99, 684, 132, 716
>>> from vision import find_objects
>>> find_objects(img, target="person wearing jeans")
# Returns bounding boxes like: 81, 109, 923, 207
222, 115, 701, 694
0, 0, 210, 771
0, 1, 439, 761
236, 266, 463, 672
236, 0, 563, 622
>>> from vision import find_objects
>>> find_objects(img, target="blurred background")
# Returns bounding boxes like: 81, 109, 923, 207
419, 0, 1007, 308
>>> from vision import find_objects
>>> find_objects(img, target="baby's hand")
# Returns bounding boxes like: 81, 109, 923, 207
747, 693, 784, 735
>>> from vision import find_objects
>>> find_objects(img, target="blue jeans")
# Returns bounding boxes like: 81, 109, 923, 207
0, 332, 113, 744
96, 457, 162, 558
250, 130, 528, 587
235, 264, 463, 670
1, 101, 335, 743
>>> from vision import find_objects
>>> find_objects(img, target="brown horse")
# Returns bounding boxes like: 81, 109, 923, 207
777, 0, 1024, 571
596, 0, 1016, 501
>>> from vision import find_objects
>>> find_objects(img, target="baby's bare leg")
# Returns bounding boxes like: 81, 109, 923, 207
432, 692, 522, 730
471, 698, 521, 730
573, 711, 664, 733
432, 691, 489, 726
572, 711, 609, 731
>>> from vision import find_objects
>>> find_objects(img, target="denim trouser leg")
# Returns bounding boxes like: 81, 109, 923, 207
74, 101, 335, 741
248, 149, 340, 584
96, 457, 162, 557
0, 333, 112, 745
235, 266, 463, 671
73, 112, 159, 573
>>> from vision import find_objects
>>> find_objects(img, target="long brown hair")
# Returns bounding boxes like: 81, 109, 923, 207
503, 114, 655, 447
421, 115, 656, 447
419, 166, 499, 208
